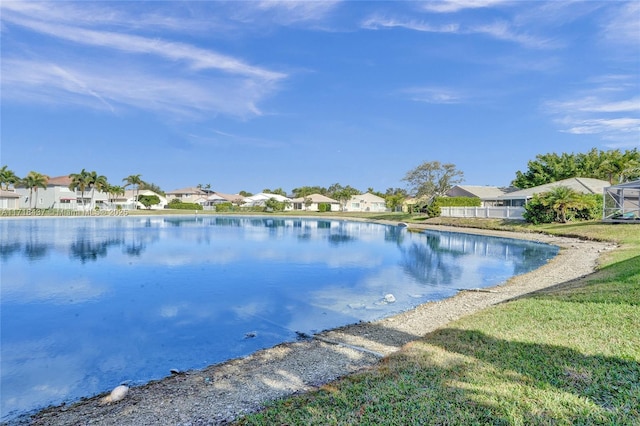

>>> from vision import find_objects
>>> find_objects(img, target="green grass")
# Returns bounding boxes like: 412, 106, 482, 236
234, 219, 640, 426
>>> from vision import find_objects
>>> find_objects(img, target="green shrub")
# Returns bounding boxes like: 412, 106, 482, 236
168, 199, 203, 210
318, 203, 330, 212
434, 196, 481, 207
214, 202, 233, 212
523, 194, 555, 224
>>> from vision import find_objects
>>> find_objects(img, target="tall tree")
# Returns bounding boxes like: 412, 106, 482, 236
0, 166, 19, 190
263, 188, 287, 196
402, 161, 464, 199
22, 171, 49, 208
328, 184, 361, 211
513, 148, 640, 188
123, 174, 144, 209
107, 184, 125, 205
69, 169, 92, 210
292, 186, 327, 198
89, 171, 108, 209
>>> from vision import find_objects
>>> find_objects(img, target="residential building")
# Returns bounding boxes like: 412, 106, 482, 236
15, 175, 108, 210
344, 193, 387, 212
0, 190, 20, 209
497, 177, 610, 207
242, 193, 293, 209
445, 185, 506, 207
166, 187, 208, 204
290, 193, 341, 212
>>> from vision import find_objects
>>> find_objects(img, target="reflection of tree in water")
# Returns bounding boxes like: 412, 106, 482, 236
70, 237, 123, 263
384, 225, 406, 244
399, 233, 464, 286
23, 242, 50, 261
1, 242, 22, 261
124, 241, 146, 257
327, 233, 355, 245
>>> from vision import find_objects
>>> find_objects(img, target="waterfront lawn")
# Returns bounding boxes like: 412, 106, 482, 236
234, 221, 640, 425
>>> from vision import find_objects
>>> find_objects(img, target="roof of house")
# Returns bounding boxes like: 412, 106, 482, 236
211, 192, 244, 202
446, 185, 506, 199
350, 192, 386, 203
498, 177, 611, 200
243, 193, 292, 203
166, 187, 207, 195
607, 179, 640, 189
46, 176, 72, 187
0, 190, 20, 198
291, 193, 339, 203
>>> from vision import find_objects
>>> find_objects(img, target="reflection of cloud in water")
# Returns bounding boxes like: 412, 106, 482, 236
1, 275, 106, 304
1, 338, 93, 416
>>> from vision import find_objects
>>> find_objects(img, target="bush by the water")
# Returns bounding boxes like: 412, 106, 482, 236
168, 199, 203, 210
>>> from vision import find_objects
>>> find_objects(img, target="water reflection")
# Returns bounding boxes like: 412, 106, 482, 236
0, 216, 558, 421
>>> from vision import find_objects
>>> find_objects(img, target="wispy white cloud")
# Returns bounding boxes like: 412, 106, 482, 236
254, 0, 342, 23
400, 87, 466, 104
0, 1, 286, 119
361, 15, 557, 49
361, 16, 460, 33
421, 0, 511, 14
1, 58, 272, 118
545, 77, 640, 147
4, 14, 284, 81
600, 1, 640, 46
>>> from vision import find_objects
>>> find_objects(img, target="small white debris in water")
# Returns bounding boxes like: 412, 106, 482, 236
383, 294, 396, 303
99, 385, 129, 405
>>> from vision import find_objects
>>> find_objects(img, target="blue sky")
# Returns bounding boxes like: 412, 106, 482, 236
1, 1, 639, 194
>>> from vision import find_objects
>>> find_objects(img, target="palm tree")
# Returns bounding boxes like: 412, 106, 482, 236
88, 171, 108, 210
0, 166, 19, 190
22, 171, 49, 208
69, 169, 92, 211
107, 184, 125, 206
123, 174, 144, 210
543, 186, 586, 223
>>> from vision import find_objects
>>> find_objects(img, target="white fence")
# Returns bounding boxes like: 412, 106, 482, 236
440, 206, 525, 220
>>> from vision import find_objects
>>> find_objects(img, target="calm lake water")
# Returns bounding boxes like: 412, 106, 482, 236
0, 216, 558, 420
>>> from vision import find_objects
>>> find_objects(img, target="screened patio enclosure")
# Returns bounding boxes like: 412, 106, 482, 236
603, 180, 640, 223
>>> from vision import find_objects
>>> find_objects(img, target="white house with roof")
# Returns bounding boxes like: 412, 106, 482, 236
445, 185, 506, 207
113, 189, 168, 210
166, 187, 208, 204
344, 193, 387, 212
242, 193, 293, 209
0, 190, 20, 209
290, 193, 341, 211
14, 175, 109, 210
497, 177, 610, 207
201, 192, 244, 209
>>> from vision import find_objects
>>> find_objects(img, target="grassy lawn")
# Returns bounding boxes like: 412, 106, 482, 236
234, 218, 640, 425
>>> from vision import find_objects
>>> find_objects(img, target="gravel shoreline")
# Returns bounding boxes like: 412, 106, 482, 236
11, 224, 616, 426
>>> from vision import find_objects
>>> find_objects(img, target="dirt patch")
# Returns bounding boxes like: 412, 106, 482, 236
11, 225, 616, 426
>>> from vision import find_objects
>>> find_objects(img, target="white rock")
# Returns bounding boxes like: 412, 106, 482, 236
383, 293, 396, 303
100, 385, 129, 405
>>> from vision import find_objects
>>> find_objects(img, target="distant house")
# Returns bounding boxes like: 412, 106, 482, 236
166, 187, 208, 205
291, 193, 340, 212
118, 189, 168, 210
0, 190, 20, 209
203, 192, 244, 207
497, 177, 610, 207
242, 193, 293, 209
344, 193, 387, 212
15, 175, 108, 210
445, 185, 506, 207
